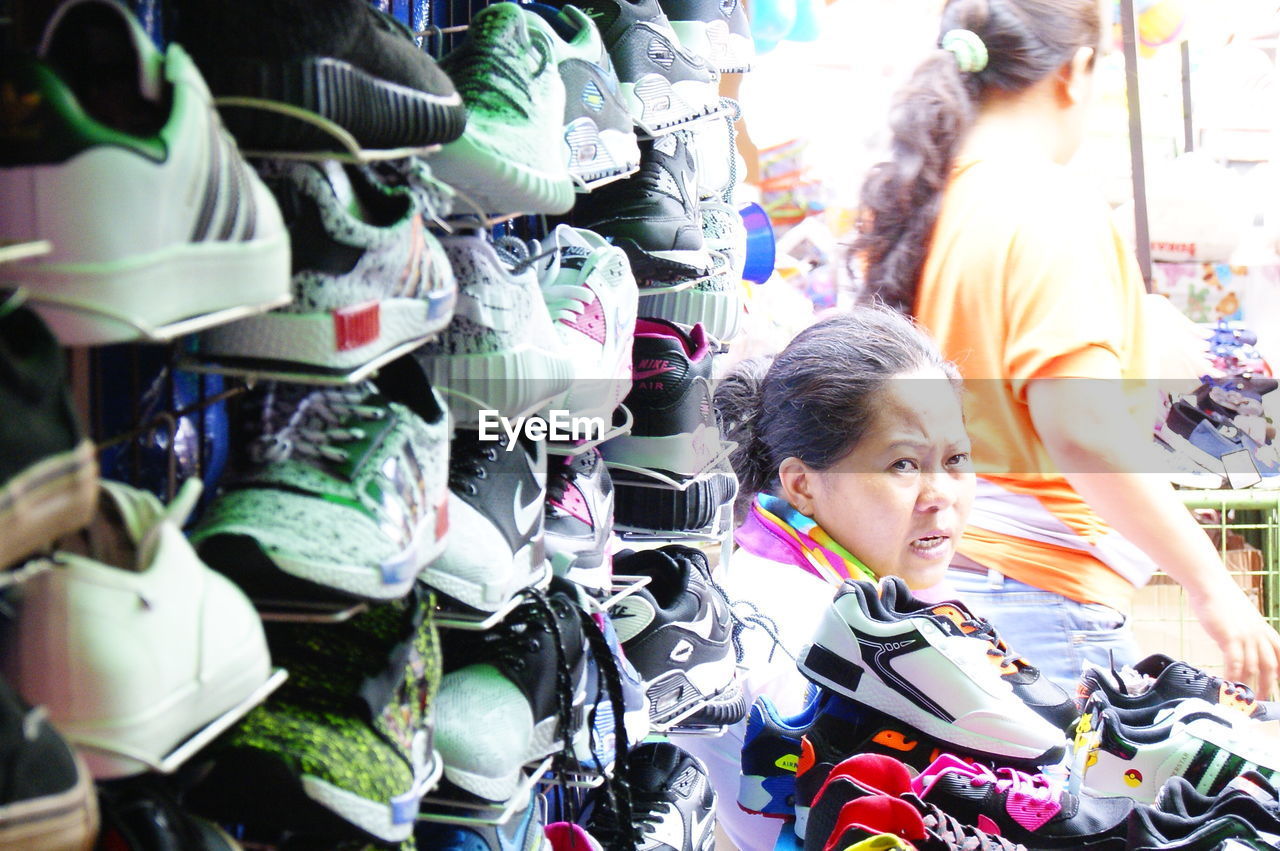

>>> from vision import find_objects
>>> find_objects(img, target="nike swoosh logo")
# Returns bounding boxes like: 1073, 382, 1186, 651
634, 365, 676, 381
685, 600, 720, 641
513, 478, 542, 540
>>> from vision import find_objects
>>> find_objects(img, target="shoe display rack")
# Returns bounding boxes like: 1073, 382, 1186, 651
0, 0, 768, 846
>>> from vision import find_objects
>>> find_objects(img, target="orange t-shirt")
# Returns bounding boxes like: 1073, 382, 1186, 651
914, 156, 1155, 613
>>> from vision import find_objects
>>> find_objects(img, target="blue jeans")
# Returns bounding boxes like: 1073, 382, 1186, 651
946, 568, 1141, 694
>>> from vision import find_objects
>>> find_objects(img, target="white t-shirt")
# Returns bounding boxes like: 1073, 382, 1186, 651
673, 548, 837, 851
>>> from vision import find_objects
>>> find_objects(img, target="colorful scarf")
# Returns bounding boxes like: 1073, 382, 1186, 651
736, 493, 875, 585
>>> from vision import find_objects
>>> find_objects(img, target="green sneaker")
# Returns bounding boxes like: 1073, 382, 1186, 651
187, 588, 443, 846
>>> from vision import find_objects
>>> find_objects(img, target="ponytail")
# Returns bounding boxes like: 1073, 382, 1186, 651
714, 356, 774, 524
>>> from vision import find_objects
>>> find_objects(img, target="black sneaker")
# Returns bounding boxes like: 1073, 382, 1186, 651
545, 448, 615, 595
1126, 806, 1275, 851
0, 302, 97, 571
0, 675, 98, 850
1077, 653, 1280, 722
173, 0, 466, 151
611, 455, 738, 534
570, 131, 713, 279
609, 545, 744, 726
420, 428, 550, 614
435, 582, 590, 803
547, 0, 718, 133
602, 318, 720, 479
1156, 775, 1280, 824
590, 742, 717, 851
877, 577, 1079, 731
96, 775, 238, 850
658, 0, 755, 72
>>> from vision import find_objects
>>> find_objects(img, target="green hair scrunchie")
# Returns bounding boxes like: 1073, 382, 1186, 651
941, 28, 989, 74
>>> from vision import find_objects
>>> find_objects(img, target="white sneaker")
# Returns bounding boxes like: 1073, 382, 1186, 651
0, 0, 290, 345
0, 479, 272, 779
1075, 696, 1280, 804
796, 578, 1068, 763
532, 225, 638, 422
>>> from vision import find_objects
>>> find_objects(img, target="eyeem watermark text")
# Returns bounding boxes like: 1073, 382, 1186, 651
477, 410, 607, 447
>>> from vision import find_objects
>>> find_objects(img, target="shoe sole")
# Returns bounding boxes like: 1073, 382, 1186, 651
0, 750, 98, 851
422, 539, 551, 614
603, 422, 722, 479
431, 133, 575, 216
641, 281, 743, 341
795, 642, 1068, 763
301, 747, 441, 845
197, 292, 456, 374
0, 234, 290, 346
564, 118, 642, 182
423, 342, 576, 428
611, 465, 737, 532
0, 440, 97, 571
645, 651, 738, 724
208, 57, 466, 152
611, 239, 714, 280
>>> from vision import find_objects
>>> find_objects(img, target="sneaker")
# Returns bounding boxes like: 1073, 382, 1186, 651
196, 159, 456, 376
609, 545, 744, 726
421, 428, 550, 613
95, 776, 239, 851
417, 786, 549, 849
641, 246, 743, 341
571, 130, 714, 280
876, 577, 1078, 732
546, 448, 616, 593
191, 364, 451, 604
415, 233, 575, 427
0, 303, 97, 571
1163, 399, 1280, 485
804, 755, 1027, 851
186, 586, 442, 846
523, 4, 641, 183
795, 579, 1069, 764
1125, 806, 1278, 851
548, 0, 719, 133
0, 0, 290, 345
431, 2, 574, 215
1073, 696, 1280, 804
601, 318, 721, 478
913, 754, 1132, 850
611, 453, 738, 534
825, 795, 1025, 851
532, 224, 638, 421
658, 0, 755, 71
592, 742, 717, 851
435, 585, 590, 803
1155, 775, 1280, 831
1077, 654, 1280, 722
1, 479, 273, 779
175, 0, 466, 151
0, 675, 99, 851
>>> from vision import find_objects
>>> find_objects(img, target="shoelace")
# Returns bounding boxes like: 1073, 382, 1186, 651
447, 434, 505, 496
543, 255, 597, 323
248, 384, 387, 466
920, 803, 1026, 851
963, 764, 1063, 805
961, 616, 1023, 673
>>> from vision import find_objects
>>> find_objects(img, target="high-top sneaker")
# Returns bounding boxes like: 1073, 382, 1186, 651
658, 0, 755, 72
546, 449, 616, 594
191, 358, 451, 604
531, 225, 638, 422
185, 586, 442, 846
609, 546, 744, 727
435, 584, 590, 803
570, 130, 712, 280
431, 2, 574, 214
197, 159, 456, 376
546, 0, 719, 133
588, 742, 717, 851
415, 233, 574, 426
421, 428, 550, 613
523, 4, 642, 183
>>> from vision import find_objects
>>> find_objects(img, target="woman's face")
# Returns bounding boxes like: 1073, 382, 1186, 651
799, 367, 975, 590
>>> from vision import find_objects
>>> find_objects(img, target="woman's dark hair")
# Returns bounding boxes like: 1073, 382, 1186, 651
715, 307, 961, 520
855, 0, 1103, 312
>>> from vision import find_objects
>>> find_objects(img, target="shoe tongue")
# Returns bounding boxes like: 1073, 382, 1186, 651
1134, 654, 1178, 679
839, 796, 927, 842
927, 603, 975, 634
840, 753, 914, 796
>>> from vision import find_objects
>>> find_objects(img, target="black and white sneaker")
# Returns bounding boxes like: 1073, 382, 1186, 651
658, 0, 755, 72
420, 429, 550, 613
616, 742, 717, 851
548, 0, 718, 134
546, 449, 616, 595
571, 131, 713, 280
609, 545, 744, 726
